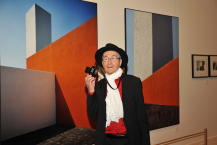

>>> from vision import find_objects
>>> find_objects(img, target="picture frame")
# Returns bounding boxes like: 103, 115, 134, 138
209, 55, 217, 77
192, 55, 209, 78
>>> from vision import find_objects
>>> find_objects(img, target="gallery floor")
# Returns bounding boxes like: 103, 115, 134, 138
1, 124, 96, 145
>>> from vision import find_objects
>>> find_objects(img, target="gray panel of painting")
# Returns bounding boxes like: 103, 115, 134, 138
172, 17, 179, 59
126, 9, 134, 75
152, 14, 173, 73
35, 4, 51, 53
134, 11, 153, 81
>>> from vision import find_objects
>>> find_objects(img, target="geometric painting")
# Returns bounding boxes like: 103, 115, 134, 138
125, 8, 179, 130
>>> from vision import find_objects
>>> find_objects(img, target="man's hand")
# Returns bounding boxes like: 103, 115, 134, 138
85, 74, 96, 93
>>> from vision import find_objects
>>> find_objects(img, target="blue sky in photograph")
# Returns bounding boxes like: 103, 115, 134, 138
0, 0, 97, 69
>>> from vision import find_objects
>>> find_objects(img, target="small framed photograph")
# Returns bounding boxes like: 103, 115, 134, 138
209, 55, 217, 77
192, 55, 209, 78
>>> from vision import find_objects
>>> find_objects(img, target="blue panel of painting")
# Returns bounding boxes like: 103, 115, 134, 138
152, 14, 173, 73
172, 17, 179, 59
125, 9, 134, 75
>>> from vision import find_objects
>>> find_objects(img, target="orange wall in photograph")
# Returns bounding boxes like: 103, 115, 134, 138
27, 16, 98, 129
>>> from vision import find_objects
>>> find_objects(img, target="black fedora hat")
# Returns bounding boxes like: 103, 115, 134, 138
95, 43, 128, 68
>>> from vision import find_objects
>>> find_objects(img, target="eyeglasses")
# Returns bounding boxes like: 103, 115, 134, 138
102, 56, 121, 62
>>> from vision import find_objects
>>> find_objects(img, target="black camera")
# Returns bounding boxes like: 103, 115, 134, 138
85, 65, 99, 77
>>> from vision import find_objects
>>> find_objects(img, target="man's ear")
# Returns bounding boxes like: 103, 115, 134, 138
119, 59, 122, 67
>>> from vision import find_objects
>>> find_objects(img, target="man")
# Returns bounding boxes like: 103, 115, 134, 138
85, 43, 150, 145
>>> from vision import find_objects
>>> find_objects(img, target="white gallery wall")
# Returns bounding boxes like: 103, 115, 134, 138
84, 0, 217, 144
1, 66, 56, 141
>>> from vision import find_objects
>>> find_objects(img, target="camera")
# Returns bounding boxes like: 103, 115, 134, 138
85, 65, 99, 77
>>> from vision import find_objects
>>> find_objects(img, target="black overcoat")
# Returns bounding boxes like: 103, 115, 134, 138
87, 73, 150, 145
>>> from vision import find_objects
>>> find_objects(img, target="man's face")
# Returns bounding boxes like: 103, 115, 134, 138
102, 51, 122, 75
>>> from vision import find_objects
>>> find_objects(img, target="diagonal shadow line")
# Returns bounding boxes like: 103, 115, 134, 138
55, 76, 76, 126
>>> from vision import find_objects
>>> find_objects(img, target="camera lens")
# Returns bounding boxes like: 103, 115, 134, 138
85, 67, 91, 73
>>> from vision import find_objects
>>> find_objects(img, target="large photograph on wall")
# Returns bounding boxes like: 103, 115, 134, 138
1, 0, 97, 141
125, 9, 179, 130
